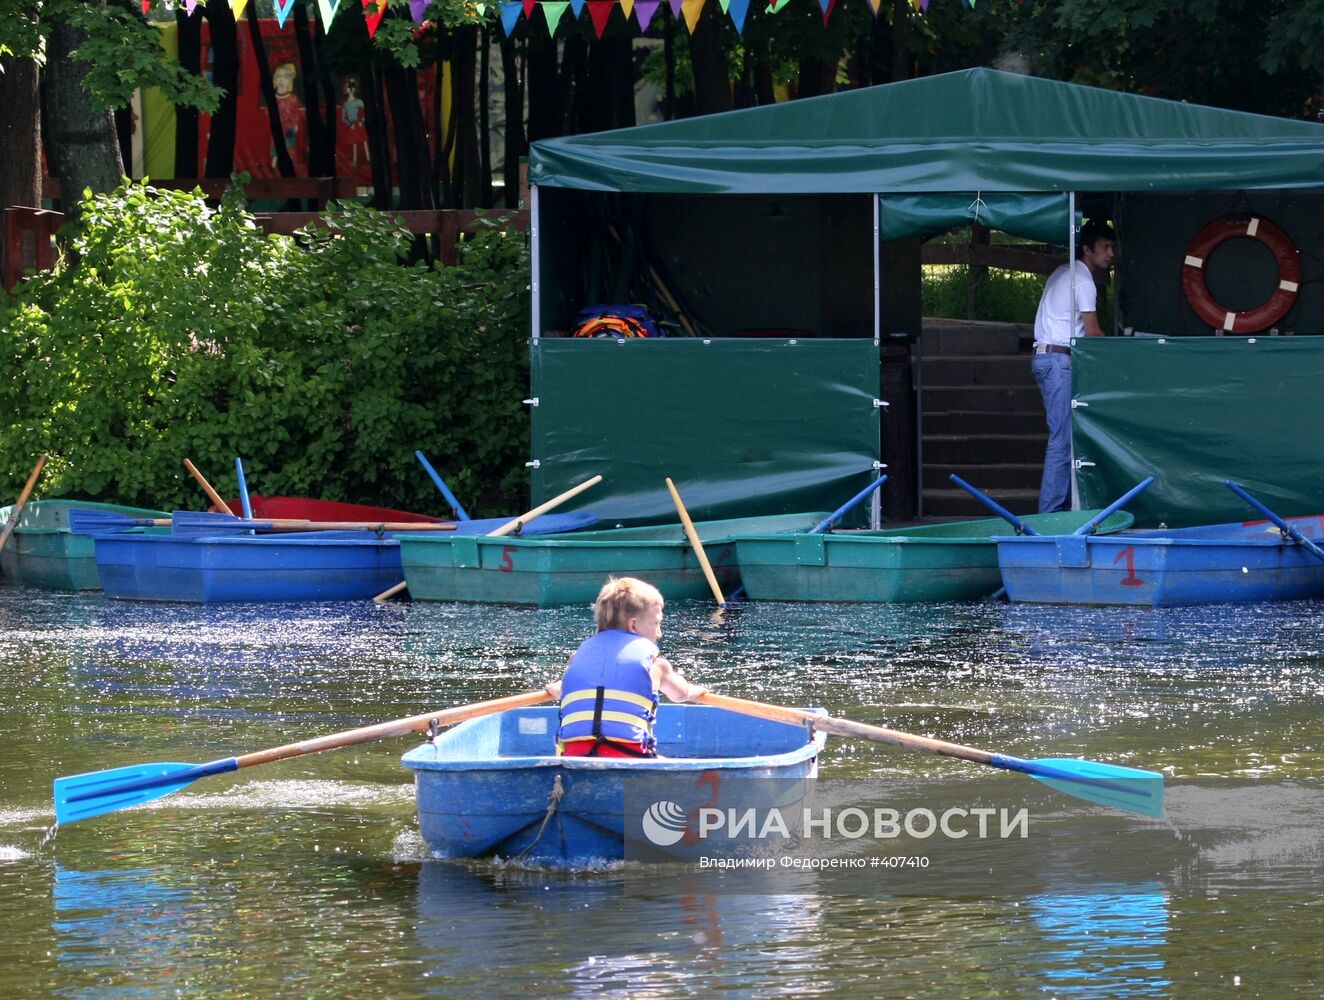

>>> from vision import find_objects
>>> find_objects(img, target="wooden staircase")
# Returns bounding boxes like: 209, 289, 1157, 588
917, 319, 1045, 518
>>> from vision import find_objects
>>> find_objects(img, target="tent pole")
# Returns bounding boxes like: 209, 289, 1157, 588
873, 193, 883, 528
1067, 191, 1080, 511
530, 184, 541, 341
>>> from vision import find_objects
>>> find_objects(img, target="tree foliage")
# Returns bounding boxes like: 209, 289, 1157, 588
0, 181, 532, 515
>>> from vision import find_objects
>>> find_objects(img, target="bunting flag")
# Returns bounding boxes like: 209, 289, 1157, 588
500, 0, 523, 32
316, 0, 342, 31
634, 0, 660, 29
587, 0, 614, 36
274, 0, 298, 27
717, 0, 729, 11
727, 0, 749, 30
231, 0, 252, 21
142, 0, 150, 12
619, 0, 635, 17
766, 0, 793, 12
543, 0, 570, 32
570, 0, 586, 14
183, 0, 198, 13
820, 0, 835, 23
681, 0, 704, 31
667, 0, 682, 17
363, 0, 388, 36
409, 0, 430, 22
522, 0, 536, 17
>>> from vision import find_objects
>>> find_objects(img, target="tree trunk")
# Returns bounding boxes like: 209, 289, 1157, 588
586, 34, 636, 131
449, 26, 482, 208
203, 0, 240, 179
42, 8, 124, 219
174, 7, 201, 178
478, 26, 492, 209
891, 0, 910, 82
0, 53, 42, 285
688, 6, 731, 115
293, 3, 331, 181
499, 34, 525, 208
246, 3, 296, 179
363, 68, 393, 209
526, 30, 559, 143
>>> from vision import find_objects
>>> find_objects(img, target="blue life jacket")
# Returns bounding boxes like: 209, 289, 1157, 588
557, 630, 659, 752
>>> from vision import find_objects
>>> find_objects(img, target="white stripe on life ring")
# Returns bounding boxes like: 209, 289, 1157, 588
1247, 218, 1260, 237
1184, 254, 1204, 268
1223, 312, 1237, 331
1281, 279, 1299, 292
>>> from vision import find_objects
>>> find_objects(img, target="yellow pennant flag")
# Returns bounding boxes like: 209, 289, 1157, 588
231, 0, 251, 19
619, 0, 635, 16
681, 0, 705, 31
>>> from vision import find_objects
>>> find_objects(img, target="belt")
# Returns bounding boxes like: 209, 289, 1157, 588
1034, 344, 1071, 356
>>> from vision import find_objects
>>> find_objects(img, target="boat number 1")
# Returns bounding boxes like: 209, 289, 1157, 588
499, 546, 516, 572
1113, 546, 1145, 587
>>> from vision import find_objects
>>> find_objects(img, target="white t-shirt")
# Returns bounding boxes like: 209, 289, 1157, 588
1034, 258, 1098, 347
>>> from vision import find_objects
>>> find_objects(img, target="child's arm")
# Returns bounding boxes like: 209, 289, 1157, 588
655, 656, 706, 703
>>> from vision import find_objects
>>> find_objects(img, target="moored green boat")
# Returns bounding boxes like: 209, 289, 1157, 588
399, 511, 828, 606
732, 510, 1135, 603
0, 499, 170, 591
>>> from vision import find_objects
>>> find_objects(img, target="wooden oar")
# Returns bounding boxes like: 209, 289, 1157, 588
53, 690, 552, 825
0, 454, 48, 556
949, 474, 1041, 536
697, 692, 1165, 819
169, 511, 458, 535
183, 458, 236, 516
811, 474, 888, 534
372, 474, 604, 603
1225, 480, 1324, 564
415, 450, 472, 522
665, 477, 725, 608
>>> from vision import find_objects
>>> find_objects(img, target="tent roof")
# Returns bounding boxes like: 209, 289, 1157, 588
530, 68, 1324, 195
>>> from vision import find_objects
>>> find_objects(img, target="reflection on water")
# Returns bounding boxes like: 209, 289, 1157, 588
1, 584, 1323, 997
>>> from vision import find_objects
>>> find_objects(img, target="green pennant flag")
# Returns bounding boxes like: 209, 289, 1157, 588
543, 0, 570, 33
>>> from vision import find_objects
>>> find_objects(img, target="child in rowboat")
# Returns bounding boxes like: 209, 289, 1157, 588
544, 576, 707, 758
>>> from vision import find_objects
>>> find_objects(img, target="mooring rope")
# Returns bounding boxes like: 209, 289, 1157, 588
512, 773, 565, 861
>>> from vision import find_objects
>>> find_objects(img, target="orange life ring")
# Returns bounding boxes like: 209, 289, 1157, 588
1181, 216, 1300, 333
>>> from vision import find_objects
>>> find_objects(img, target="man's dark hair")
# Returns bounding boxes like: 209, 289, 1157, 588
1078, 219, 1117, 255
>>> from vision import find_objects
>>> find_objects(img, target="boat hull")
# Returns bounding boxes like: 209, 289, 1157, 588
997, 515, 1324, 606
399, 512, 828, 606
0, 500, 169, 591
402, 705, 825, 868
733, 510, 1134, 603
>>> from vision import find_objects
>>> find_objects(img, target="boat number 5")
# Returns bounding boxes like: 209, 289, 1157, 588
499, 546, 516, 572
1113, 546, 1145, 587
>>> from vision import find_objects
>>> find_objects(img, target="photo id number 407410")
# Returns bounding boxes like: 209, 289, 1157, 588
872, 855, 929, 869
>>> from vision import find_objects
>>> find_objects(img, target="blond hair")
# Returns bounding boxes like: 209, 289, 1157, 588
594, 577, 663, 632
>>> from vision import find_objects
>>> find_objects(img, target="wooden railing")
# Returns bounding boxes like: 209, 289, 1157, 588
41, 175, 355, 207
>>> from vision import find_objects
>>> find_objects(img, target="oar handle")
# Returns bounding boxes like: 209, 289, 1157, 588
235, 457, 254, 521
1225, 480, 1324, 563
488, 474, 603, 538
665, 477, 726, 607
184, 458, 236, 516
811, 475, 888, 534
0, 454, 48, 554
234, 690, 552, 769
415, 451, 472, 522
696, 692, 994, 765
948, 473, 1039, 536
1071, 475, 1154, 536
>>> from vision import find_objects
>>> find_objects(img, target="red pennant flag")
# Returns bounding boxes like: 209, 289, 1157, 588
142, 0, 151, 11
363, 0, 388, 36
523, 0, 537, 16
587, 0, 613, 35
821, 0, 836, 23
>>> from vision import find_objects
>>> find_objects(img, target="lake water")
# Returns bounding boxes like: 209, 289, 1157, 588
1, 585, 1321, 997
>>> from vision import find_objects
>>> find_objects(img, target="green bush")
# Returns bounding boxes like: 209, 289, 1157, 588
0, 181, 530, 516
921, 265, 1047, 324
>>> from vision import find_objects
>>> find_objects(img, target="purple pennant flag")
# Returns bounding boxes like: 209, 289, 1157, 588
499, 0, 523, 34
667, 0, 682, 17
409, 0, 429, 22
727, 0, 749, 31
634, 0, 660, 29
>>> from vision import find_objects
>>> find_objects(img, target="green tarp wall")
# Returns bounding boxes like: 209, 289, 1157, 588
1073, 336, 1324, 527
529, 339, 880, 524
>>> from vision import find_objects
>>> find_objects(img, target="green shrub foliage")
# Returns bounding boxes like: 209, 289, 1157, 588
0, 181, 530, 516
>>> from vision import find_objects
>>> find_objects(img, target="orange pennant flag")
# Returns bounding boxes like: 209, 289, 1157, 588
681, 0, 705, 32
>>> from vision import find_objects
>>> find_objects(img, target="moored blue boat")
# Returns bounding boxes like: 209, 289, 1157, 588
401, 704, 826, 868
996, 514, 1324, 606
83, 511, 599, 604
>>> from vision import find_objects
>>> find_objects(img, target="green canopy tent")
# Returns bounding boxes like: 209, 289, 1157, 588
527, 69, 1324, 526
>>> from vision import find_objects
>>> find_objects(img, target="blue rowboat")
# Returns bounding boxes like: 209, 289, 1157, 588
83, 512, 599, 604
0, 500, 170, 591
401, 704, 826, 868
996, 514, 1324, 606
398, 511, 829, 606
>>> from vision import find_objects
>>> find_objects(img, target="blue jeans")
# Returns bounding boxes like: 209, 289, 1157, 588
1032, 353, 1073, 513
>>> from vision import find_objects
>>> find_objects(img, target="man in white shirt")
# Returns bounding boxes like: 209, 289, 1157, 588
1031, 219, 1117, 512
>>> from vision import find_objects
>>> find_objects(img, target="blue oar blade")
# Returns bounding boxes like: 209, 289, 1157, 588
992, 755, 1165, 818
53, 758, 239, 825
170, 510, 265, 537
67, 509, 147, 535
